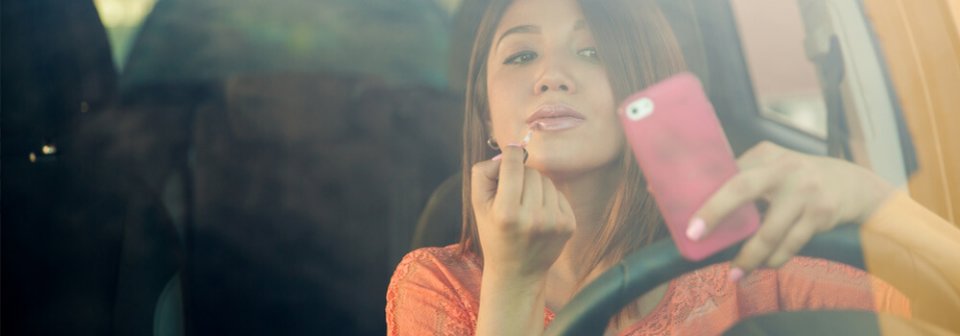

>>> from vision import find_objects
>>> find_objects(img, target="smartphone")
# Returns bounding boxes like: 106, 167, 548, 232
618, 72, 759, 261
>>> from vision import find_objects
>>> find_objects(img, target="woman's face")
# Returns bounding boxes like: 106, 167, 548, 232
485, 0, 624, 179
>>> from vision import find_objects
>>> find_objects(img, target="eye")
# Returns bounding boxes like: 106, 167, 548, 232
578, 47, 599, 60
503, 51, 537, 65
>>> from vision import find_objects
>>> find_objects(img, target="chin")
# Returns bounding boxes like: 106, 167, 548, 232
528, 154, 619, 180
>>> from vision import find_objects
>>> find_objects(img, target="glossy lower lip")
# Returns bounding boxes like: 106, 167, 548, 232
526, 104, 586, 131
528, 117, 585, 131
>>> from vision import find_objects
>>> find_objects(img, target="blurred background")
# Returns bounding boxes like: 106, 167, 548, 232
3, 0, 468, 334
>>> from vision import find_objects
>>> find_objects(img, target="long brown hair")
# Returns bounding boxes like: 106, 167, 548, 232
459, 0, 687, 317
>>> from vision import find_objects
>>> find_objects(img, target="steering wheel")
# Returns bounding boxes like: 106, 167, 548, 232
544, 225, 956, 335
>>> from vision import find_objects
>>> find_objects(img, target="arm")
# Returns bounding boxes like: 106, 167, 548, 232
860, 190, 960, 332
476, 272, 547, 336
470, 145, 575, 336
690, 142, 960, 331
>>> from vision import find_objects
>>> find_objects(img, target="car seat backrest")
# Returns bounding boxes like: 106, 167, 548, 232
187, 72, 462, 334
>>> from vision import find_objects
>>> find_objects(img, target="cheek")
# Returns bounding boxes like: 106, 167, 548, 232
592, 73, 616, 111
595, 116, 626, 154
485, 85, 511, 137
592, 88, 618, 134
486, 71, 530, 138
590, 83, 624, 158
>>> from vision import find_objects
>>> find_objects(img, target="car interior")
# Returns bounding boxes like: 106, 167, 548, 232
1, 0, 926, 335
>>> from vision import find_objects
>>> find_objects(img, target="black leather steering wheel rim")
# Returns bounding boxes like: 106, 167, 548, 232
544, 224, 882, 335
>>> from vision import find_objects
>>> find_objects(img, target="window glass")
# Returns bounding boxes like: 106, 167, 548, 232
730, 0, 828, 139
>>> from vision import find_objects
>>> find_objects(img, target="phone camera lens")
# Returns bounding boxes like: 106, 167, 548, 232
626, 98, 654, 121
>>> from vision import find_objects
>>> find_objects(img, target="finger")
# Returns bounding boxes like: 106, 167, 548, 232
470, 159, 502, 205
728, 193, 805, 278
765, 196, 837, 267
764, 221, 816, 268
521, 167, 542, 207
557, 189, 574, 218
540, 177, 559, 232
556, 190, 576, 232
542, 175, 558, 209
494, 144, 527, 207
689, 164, 782, 241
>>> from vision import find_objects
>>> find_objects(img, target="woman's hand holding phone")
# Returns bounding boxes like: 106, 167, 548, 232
692, 141, 895, 281
619, 73, 894, 281
470, 144, 576, 280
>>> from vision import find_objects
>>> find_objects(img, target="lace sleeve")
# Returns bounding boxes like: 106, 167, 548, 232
386, 248, 476, 336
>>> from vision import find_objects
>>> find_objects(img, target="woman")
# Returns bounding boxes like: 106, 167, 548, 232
387, 0, 960, 334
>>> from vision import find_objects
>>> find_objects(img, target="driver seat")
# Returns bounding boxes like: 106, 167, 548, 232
410, 0, 758, 250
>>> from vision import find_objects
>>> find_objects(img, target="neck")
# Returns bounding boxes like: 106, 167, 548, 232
545, 161, 622, 288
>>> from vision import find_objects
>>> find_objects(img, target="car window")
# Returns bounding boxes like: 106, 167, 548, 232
8, 1, 938, 336
730, 0, 828, 139
728, 0, 914, 186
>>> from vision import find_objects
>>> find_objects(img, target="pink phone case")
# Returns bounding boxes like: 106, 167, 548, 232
618, 72, 759, 261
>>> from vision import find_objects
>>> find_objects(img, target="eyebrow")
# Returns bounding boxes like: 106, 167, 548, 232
495, 25, 540, 50
495, 20, 588, 50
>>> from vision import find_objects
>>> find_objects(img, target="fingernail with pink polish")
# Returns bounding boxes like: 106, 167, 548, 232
686, 218, 705, 241
492, 154, 503, 161
728, 268, 744, 283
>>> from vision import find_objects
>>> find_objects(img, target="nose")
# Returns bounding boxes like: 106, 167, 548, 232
533, 57, 576, 95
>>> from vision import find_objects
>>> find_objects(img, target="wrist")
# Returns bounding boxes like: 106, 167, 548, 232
482, 267, 548, 289
853, 172, 896, 224
477, 267, 548, 336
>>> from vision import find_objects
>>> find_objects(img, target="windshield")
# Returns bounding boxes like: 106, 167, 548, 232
3, 0, 954, 335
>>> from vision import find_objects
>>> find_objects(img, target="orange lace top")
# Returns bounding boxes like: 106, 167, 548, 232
386, 245, 909, 335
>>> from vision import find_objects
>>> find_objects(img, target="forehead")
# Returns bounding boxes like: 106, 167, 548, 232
496, 0, 586, 32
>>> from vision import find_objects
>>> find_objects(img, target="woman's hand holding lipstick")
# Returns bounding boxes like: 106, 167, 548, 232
470, 127, 575, 280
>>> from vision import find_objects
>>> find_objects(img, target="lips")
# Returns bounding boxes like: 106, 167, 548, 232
526, 104, 586, 131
